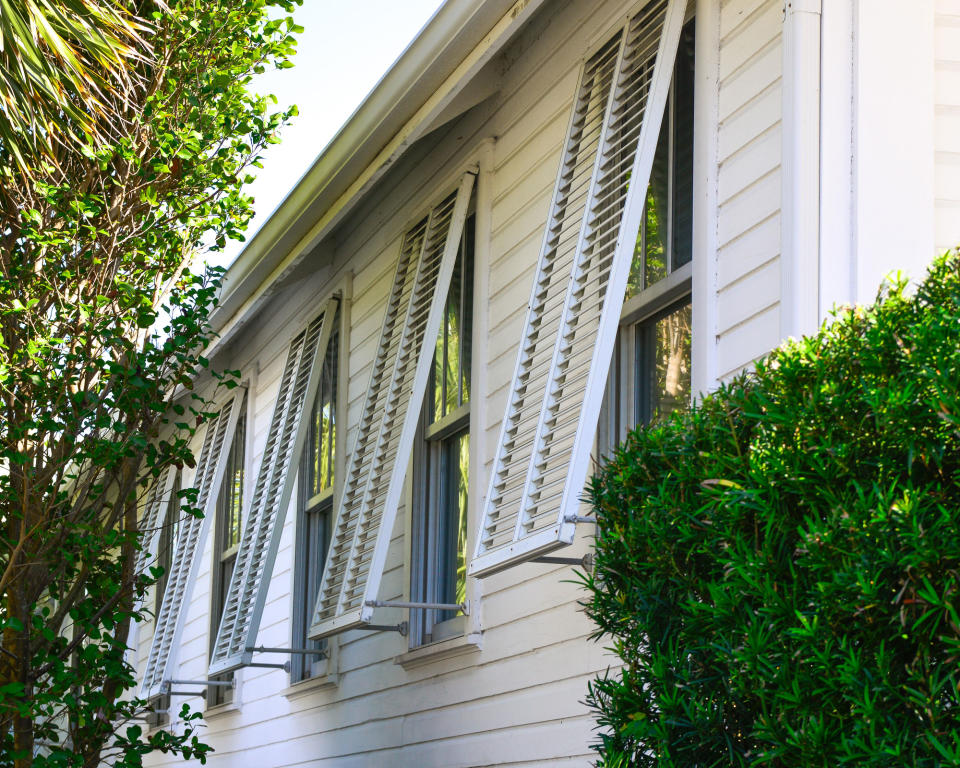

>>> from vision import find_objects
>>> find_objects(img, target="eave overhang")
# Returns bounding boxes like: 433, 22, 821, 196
208, 0, 548, 354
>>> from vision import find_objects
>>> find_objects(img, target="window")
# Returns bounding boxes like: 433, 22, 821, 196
140, 390, 246, 702
309, 173, 475, 640
603, 19, 695, 447
209, 402, 246, 705
145, 470, 180, 728
291, 309, 339, 682
411, 215, 474, 646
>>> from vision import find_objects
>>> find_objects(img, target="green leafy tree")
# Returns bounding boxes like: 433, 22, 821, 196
0, 1, 302, 765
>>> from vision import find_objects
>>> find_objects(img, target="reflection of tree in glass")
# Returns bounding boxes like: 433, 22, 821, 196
433, 245, 471, 421
625, 148, 668, 296
653, 303, 691, 422
310, 327, 338, 496
455, 432, 469, 605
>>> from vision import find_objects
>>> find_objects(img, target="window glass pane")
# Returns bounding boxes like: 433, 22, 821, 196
624, 20, 695, 297
430, 215, 475, 422
460, 216, 474, 405
672, 23, 696, 270
155, 471, 181, 617
437, 429, 469, 623
308, 310, 339, 496
211, 403, 245, 703
293, 503, 329, 682
636, 301, 692, 424
221, 409, 245, 550
644, 105, 670, 289
433, 318, 444, 423
444, 252, 462, 417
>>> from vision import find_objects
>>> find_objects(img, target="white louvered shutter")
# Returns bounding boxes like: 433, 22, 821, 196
470, 0, 686, 577
309, 171, 475, 639
134, 465, 176, 581
140, 390, 245, 699
208, 299, 338, 676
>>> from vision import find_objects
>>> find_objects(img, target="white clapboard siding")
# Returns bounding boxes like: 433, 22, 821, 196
133, 465, 176, 585
309, 172, 475, 638
139, 391, 244, 700
208, 298, 339, 676
470, 0, 686, 577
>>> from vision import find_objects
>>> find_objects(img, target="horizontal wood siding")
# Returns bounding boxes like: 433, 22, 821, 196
715, 0, 782, 379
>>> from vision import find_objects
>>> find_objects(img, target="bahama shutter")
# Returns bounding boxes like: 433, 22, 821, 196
140, 390, 245, 699
133, 464, 177, 609
470, 0, 686, 577
134, 465, 176, 578
207, 298, 339, 676
309, 171, 475, 639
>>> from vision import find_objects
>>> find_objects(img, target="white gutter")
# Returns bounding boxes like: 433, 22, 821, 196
208, 0, 547, 354
781, 0, 822, 339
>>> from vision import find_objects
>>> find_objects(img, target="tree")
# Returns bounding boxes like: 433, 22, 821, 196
0, 1, 302, 765
0, 0, 149, 171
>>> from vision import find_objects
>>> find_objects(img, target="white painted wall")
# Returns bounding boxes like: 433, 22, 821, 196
853, 0, 936, 300
134, 0, 960, 765
935, 0, 960, 254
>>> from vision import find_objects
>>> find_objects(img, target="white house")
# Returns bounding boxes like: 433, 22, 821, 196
134, 0, 960, 765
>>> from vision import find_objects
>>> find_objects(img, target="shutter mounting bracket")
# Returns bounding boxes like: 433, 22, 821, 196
532, 552, 594, 570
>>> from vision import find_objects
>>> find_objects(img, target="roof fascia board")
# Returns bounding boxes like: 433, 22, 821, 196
210, 0, 547, 353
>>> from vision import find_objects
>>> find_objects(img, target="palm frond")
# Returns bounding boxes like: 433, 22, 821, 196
0, 0, 156, 173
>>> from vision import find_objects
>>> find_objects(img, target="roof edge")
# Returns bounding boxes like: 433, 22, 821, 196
210, 0, 542, 345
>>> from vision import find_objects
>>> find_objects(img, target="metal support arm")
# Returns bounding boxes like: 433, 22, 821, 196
247, 645, 327, 658
353, 622, 409, 636
532, 553, 594, 569
245, 661, 291, 671
162, 678, 233, 693
365, 599, 469, 615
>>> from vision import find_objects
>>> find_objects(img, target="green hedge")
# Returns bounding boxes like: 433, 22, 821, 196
584, 254, 960, 767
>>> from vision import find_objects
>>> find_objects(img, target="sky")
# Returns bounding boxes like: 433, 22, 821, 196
213, 0, 447, 269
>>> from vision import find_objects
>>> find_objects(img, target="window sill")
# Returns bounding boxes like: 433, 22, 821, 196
281, 663, 339, 700
394, 632, 482, 670
203, 697, 240, 720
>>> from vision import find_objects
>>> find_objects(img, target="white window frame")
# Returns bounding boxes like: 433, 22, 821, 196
207, 296, 340, 678
408, 208, 476, 649
207, 397, 246, 707
600, 10, 696, 450
139, 388, 246, 701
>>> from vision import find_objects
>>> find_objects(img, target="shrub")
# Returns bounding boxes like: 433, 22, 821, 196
584, 253, 960, 767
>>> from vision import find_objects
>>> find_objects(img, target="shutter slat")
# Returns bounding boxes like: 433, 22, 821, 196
140, 391, 245, 699
207, 298, 339, 677
470, 0, 685, 577
309, 171, 475, 639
